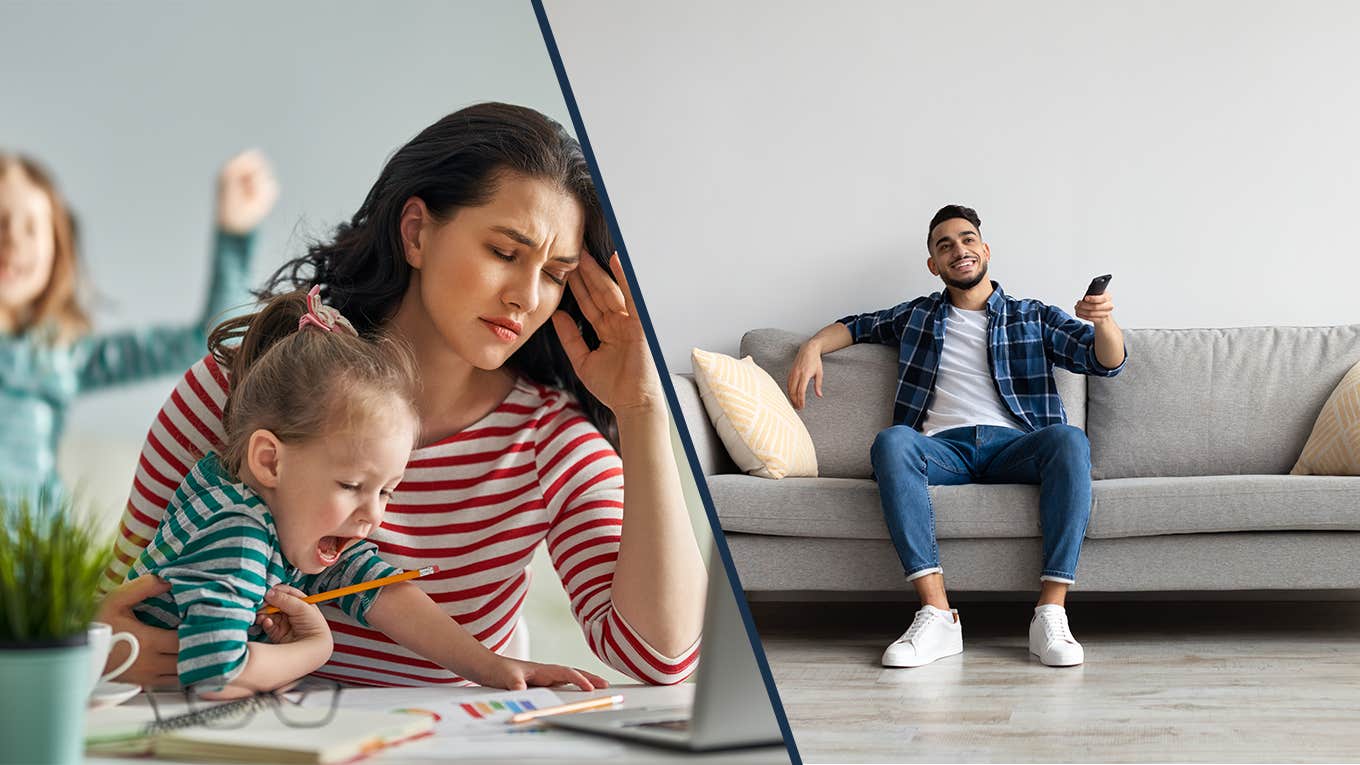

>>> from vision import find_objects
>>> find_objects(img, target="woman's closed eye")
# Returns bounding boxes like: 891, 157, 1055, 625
492, 246, 568, 286
544, 258, 578, 286
338, 481, 360, 491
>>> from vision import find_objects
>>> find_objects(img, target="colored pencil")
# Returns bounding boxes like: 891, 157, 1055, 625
507, 694, 625, 724
258, 566, 438, 615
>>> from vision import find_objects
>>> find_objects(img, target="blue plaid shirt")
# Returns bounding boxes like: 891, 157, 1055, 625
838, 281, 1125, 432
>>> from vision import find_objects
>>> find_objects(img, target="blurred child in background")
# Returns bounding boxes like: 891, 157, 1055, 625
0, 150, 277, 499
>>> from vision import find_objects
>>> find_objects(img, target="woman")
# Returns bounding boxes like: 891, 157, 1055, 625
96, 103, 706, 687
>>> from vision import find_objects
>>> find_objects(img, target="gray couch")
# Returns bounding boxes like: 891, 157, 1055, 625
673, 326, 1360, 597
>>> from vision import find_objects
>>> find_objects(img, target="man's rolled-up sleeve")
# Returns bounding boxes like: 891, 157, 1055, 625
1041, 304, 1126, 377
838, 302, 910, 346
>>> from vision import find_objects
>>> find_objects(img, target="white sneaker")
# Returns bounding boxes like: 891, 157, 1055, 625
882, 605, 962, 667
1029, 604, 1084, 666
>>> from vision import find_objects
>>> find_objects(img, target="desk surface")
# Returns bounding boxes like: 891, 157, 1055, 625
87, 684, 791, 764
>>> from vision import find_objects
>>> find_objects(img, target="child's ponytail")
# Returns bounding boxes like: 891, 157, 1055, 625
208, 290, 311, 386
209, 287, 418, 477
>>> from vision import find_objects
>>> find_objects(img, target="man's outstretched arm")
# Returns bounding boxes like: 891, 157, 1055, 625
787, 322, 854, 409
1073, 292, 1125, 369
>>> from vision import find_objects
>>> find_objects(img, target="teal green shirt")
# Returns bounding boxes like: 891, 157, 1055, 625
129, 453, 401, 690
0, 229, 256, 499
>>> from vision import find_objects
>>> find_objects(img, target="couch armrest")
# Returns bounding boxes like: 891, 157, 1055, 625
670, 373, 738, 476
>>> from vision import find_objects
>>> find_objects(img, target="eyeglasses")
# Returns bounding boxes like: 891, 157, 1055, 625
145, 678, 343, 733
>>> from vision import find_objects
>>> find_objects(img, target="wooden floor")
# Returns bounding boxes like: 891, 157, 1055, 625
752, 600, 1360, 763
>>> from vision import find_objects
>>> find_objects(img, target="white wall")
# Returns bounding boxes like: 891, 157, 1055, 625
546, 0, 1360, 372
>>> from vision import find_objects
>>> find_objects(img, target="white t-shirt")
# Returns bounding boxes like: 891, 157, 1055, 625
919, 306, 1024, 436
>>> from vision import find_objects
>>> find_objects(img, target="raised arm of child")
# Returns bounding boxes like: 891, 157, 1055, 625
72, 150, 279, 393
364, 582, 609, 691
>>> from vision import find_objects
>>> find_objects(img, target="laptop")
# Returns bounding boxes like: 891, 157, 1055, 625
542, 543, 786, 751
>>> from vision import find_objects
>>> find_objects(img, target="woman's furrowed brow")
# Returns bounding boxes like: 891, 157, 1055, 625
490, 225, 537, 247
489, 224, 580, 264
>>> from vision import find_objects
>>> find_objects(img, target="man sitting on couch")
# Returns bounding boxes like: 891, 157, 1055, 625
786, 204, 1126, 668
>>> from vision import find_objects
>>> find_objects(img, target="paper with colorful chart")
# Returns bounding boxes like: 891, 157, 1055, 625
298, 686, 626, 759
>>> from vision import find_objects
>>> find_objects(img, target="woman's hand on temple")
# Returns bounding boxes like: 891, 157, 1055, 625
216, 149, 280, 234
551, 251, 666, 418
94, 575, 181, 688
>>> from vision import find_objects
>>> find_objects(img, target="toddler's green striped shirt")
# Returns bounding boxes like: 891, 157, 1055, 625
128, 453, 400, 690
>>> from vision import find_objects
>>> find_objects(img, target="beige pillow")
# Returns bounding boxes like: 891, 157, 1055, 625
691, 348, 817, 479
1291, 359, 1360, 475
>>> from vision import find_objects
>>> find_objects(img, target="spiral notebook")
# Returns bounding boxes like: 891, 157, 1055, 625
86, 705, 435, 764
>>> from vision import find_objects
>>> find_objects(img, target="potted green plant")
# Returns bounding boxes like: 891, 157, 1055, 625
0, 489, 114, 765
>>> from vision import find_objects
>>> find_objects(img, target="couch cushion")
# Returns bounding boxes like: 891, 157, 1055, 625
1087, 325, 1360, 479
1291, 358, 1360, 476
1085, 475, 1360, 538
708, 474, 1045, 539
710, 473, 1360, 541
740, 328, 1086, 478
671, 373, 738, 476
690, 348, 818, 478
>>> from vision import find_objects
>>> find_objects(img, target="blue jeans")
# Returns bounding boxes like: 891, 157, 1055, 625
869, 424, 1092, 584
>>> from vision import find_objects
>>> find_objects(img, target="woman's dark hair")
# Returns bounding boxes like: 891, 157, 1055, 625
260, 102, 615, 437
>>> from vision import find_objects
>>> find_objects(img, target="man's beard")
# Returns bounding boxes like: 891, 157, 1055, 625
940, 260, 988, 291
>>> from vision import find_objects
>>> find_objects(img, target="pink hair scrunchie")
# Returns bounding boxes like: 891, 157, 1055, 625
297, 285, 357, 336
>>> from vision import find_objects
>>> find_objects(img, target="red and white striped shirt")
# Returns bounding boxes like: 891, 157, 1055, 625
102, 355, 699, 686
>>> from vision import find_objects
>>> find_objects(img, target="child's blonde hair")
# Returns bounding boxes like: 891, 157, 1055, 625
0, 154, 90, 341
208, 288, 420, 477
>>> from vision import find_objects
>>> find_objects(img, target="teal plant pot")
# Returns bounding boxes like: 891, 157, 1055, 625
0, 636, 90, 765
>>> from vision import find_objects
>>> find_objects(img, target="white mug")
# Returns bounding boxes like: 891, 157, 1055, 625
87, 621, 140, 695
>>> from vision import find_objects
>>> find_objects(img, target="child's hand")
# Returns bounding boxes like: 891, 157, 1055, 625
477, 658, 610, 692
216, 149, 279, 234
258, 609, 297, 644
257, 586, 331, 648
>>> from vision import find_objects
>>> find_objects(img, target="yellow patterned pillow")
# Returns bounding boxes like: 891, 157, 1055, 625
1291, 359, 1360, 475
691, 348, 817, 479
